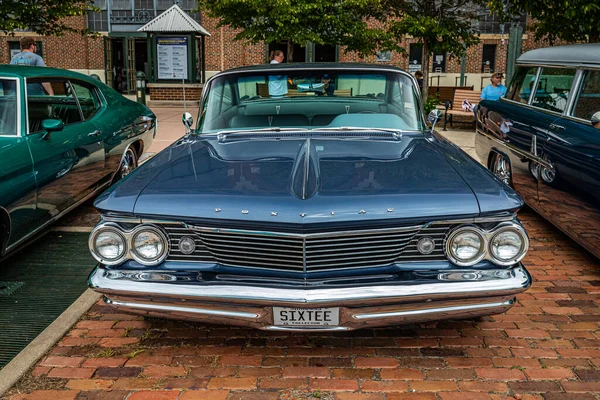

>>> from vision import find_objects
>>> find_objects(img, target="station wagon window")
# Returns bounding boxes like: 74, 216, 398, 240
27, 78, 83, 133
531, 67, 576, 113
0, 79, 18, 136
506, 66, 538, 104
70, 81, 101, 120
572, 70, 600, 121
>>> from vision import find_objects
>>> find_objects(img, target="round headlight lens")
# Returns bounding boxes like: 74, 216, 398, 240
490, 230, 524, 263
448, 229, 485, 266
94, 230, 126, 262
131, 228, 167, 264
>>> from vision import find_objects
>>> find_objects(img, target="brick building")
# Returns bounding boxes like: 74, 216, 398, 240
0, 2, 549, 93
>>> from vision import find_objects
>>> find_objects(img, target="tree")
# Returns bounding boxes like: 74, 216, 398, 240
0, 0, 96, 36
488, 0, 600, 43
198, 0, 486, 101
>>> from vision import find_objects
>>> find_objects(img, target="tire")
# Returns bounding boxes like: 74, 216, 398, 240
116, 147, 138, 182
491, 153, 512, 186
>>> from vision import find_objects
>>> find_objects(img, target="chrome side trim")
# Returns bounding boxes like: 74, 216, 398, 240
476, 127, 554, 170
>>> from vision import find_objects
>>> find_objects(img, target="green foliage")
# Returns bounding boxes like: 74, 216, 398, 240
424, 94, 441, 115
198, 0, 487, 100
0, 0, 97, 36
488, 0, 600, 43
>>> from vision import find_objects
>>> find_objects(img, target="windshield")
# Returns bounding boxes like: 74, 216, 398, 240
0, 78, 18, 136
198, 69, 424, 133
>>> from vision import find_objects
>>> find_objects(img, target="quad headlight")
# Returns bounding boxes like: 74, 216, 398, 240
89, 223, 169, 266
446, 222, 528, 267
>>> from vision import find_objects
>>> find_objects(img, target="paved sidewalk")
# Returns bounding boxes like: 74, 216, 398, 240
5, 120, 600, 400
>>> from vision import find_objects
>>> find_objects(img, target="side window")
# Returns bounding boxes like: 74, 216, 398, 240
0, 79, 18, 136
27, 79, 82, 133
70, 81, 101, 120
573, 70, 600, 121
531, 67, 576, 113
506, 67, 538, 104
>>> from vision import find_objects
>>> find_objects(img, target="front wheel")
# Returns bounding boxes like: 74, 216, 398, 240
491, 153, 512, 186
116, 147, 138, 182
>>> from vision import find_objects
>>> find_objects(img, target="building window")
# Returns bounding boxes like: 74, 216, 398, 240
432, 51, 446, 73
8, 41, 43, 61
376, 51, 392, 62
408, 44, 422, 73
482, 44, 496, 73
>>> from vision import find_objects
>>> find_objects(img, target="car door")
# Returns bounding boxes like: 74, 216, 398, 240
25, 77, 105, 226
0, 76, 37, 251
538, 68, 600, 255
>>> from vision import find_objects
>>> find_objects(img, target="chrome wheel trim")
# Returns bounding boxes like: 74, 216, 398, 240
492, 154, 511, 186
540, 155, 556, 183
119, 148, 138, 178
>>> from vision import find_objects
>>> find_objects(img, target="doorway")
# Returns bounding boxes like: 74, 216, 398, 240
106, 37, 148, 94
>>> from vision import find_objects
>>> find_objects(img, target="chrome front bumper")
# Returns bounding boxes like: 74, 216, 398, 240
89, 264, 531, 331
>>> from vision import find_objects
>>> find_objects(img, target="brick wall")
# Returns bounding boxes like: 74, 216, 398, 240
148, 86, 203, 102
0, 15, 104, 69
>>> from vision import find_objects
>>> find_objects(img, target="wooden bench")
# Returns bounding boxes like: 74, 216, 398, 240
443, 89, 482, 130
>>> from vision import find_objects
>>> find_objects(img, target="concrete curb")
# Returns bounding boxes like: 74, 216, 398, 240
0, 289, 101, 397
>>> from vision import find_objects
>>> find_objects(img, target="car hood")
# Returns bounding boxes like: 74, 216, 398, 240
95, 132, 522, 224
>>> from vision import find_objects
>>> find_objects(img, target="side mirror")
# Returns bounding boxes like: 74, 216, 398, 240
592, 111, 600, 130
182, 112, 194, 134
428, 109, 443, 130
41, 119, 64, 140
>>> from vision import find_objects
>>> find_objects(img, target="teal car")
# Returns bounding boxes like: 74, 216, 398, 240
0, 65, 155, 258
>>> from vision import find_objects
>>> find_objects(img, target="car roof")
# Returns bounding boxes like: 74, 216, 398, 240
0, 65, 100, 82
216, 62, 409, 76
517, 43, 600, 68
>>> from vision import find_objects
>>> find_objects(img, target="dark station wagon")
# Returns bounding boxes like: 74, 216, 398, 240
476, 43, 600, 259
0, 66, 155, 258
89, 63, 531, 331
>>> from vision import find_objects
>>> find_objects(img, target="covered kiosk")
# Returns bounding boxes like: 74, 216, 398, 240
138, 4, 210, 104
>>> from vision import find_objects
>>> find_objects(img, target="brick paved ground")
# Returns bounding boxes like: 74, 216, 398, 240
5, 207, 600, 400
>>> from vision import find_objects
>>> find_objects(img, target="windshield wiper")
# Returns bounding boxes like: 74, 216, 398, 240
215, 127, 310, 136
314, 126, 402, 139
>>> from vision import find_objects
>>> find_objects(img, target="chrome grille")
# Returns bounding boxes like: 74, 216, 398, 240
164, 224, 434, 272
396, 223, 451, 262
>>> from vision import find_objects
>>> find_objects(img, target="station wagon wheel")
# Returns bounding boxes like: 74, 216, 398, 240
491, 153, 512, 186
540, 154, 556, 184
117, 147, 138, 180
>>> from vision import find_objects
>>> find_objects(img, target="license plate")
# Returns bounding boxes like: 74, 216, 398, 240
273, 307, 339, 326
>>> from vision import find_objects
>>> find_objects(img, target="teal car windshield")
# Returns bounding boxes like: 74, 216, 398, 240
198, 71, 424, 133
0, 79, 18, 136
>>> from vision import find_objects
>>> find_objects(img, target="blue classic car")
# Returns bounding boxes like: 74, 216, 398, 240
0, 66, 155, 259
476, 44, 600, 259
88, 64, 531, 331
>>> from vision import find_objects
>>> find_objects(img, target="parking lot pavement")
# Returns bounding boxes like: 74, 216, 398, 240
4, 124, 600, 399
4, 213, 600, 399
146, 107, 199, 156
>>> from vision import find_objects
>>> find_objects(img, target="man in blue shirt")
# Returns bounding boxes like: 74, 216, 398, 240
10, 37, 54, 95
481, 72, 506, 101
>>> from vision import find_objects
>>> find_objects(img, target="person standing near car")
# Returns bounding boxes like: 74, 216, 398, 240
10, 37, 54, 95
268, 50, 288, 97
481, 72, 506, 101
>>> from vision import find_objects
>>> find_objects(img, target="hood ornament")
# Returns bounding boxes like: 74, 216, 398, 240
300, 213, 306, 218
